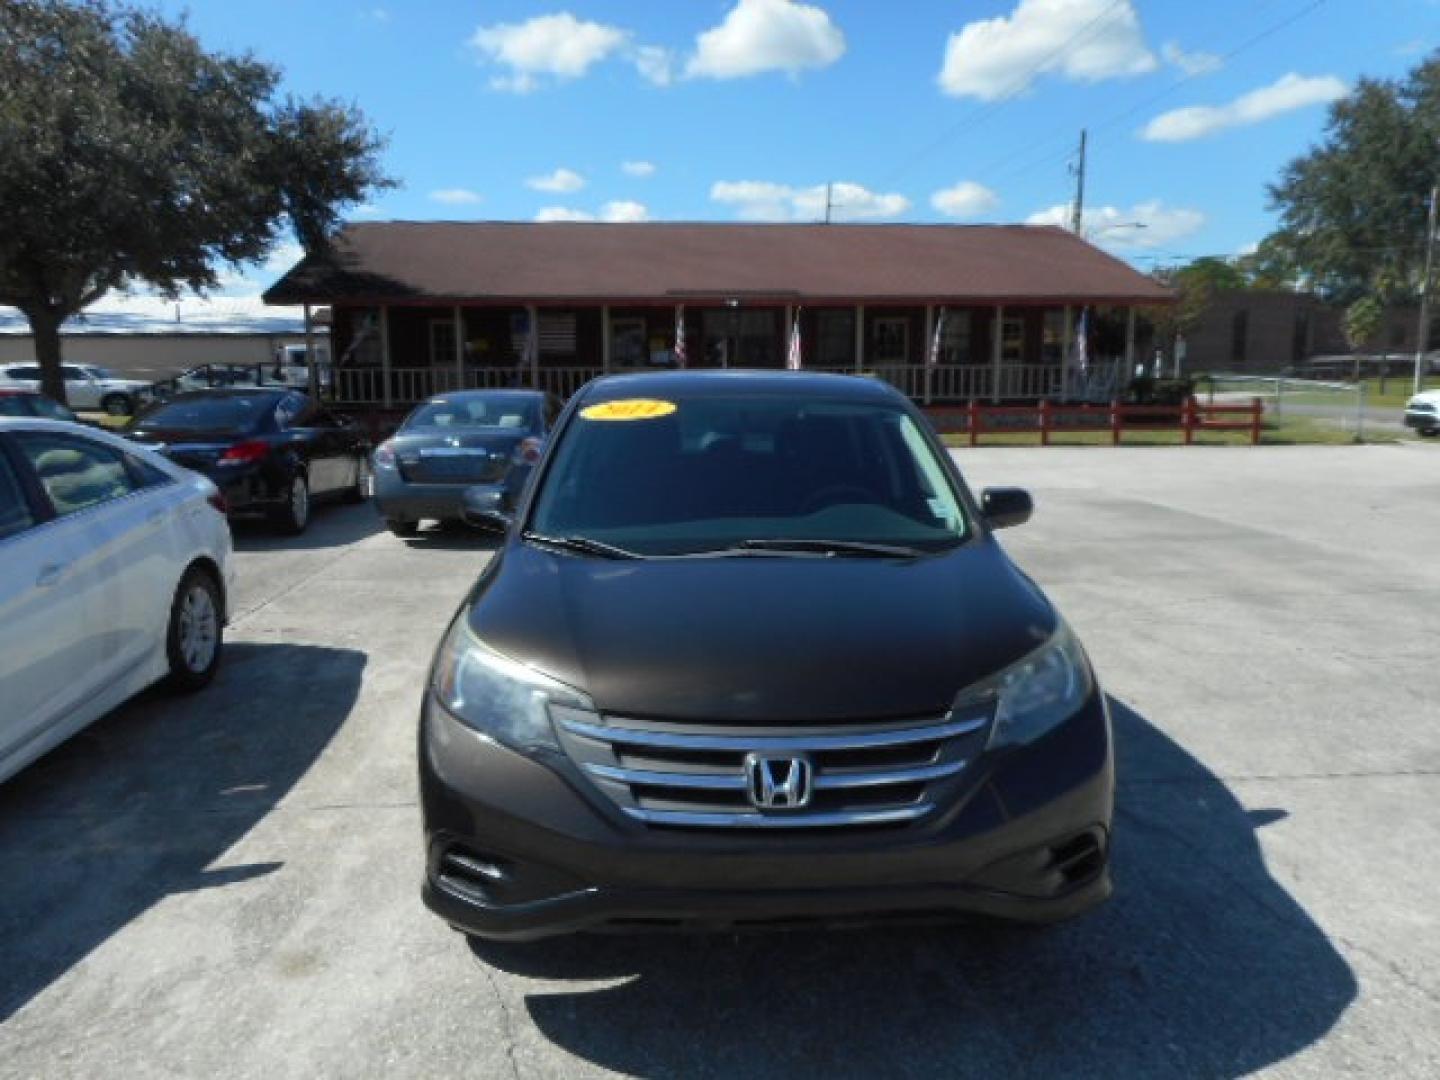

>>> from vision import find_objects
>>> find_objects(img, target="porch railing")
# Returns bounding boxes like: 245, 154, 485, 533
328, 362, 1120, 408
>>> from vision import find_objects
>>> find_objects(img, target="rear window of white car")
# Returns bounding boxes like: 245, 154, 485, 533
13, 432, 138, 517
0, 452, 36, 539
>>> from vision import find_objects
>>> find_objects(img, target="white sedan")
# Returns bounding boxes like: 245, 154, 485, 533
0, 417, 236, 784
1404, 389, 1440, 437
0, 362, 154, 416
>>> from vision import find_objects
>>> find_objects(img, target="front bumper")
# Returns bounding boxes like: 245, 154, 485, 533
420, 692, 1115, 940
1404, 411, 1438, 432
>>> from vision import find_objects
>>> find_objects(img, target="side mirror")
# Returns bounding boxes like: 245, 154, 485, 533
980, 486, 1033, 530
461, 486, 513, 532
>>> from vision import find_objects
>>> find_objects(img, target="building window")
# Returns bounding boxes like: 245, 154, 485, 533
611, 317, 647, 367
1231, 311, 1249, 365
1041, 310, 1065, 364
429, 318, 457, 367
539, 312, 577, 358
874, 317, 909, 364
345, 309, 382, 368
937, 309, 971, 364
816, 310, 855, 366
1001, 316, 1024, 363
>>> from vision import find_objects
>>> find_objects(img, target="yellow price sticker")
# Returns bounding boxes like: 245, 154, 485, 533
579, 398, 678, 422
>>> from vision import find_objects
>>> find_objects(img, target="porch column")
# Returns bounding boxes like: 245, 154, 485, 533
991, 304, 1003, 403
1125, 306, 1137, 378
923, 304, 935, 404
303, 303, 317, 397
379, 304, 392, 409
453, 306, 465, 389
527, 304, 539, 388
1061, 305, 1074, 403
854, 305, 865, 372
602, 305, 612, 372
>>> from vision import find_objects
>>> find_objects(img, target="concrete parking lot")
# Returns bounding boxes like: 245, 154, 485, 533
2, 443, 1438, 1078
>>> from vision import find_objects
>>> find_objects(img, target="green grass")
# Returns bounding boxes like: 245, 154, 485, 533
940, 417, 1398, 448
1197, 375, 1439, 410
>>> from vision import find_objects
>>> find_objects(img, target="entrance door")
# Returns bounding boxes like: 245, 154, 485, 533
701, 310, 780, 368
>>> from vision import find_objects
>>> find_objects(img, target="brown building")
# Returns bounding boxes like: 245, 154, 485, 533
1183, 289, 1437, 374
263, 221, 1173, 408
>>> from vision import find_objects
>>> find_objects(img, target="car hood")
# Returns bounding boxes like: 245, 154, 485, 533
465, 540, 1057, 722
1407, 391, 1440, 407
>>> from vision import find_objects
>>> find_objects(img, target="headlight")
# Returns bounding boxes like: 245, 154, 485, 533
431, 617, 593, 752
958, 621, 1094, 749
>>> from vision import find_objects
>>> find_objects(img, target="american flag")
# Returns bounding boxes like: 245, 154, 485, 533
674, 305, 686, 368
928, 307, 947, 368
1074, 307, 1089, 375
786, 308, 802, 370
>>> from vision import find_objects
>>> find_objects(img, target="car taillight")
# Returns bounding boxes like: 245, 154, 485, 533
207, 491, 229, 515
374, 440, 397, 468
219, 439, 269, 465
513, 437, 543, 465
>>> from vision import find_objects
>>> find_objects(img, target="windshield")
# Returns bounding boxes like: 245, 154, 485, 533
135, 395, 275, 433
404, 395, 540, 432
529, 394, 969, 556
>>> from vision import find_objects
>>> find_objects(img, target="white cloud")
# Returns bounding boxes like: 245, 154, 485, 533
1141, 72, 1348, 142
686, 0, 846, 80
1161, 41, 1221, 77
535, 201, 652, 223
938, 0, 1156, 101
633, 45, 676, 86
1026, 200, 1205, 250
470, 13, 628, 93
622, 160, 656, 178
364, 8, 390, 24
429, 188, 482, 205
711, 180, 909, 222
526, 167, 586, 194
600, 200, 651, 223
930, 181, 1000, 219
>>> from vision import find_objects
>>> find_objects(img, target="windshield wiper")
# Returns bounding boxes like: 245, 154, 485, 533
732, 538, 926, 558
521, 532, 641, 560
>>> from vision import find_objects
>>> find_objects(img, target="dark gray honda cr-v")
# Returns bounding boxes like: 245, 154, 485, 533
420, 370, 1113, 940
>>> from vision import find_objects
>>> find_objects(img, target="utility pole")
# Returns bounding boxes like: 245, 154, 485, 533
1069, 129, 1087, 236
1415, 183, 1438, 395
824, 182, 834, 224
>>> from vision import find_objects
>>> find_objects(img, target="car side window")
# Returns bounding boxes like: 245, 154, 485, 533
61, 365, 86, 380
275, 395, 306, 429
13, 432, 139, 517
126, 453, 173, 490
7, 366, 41, 381
0, 450, 37, 540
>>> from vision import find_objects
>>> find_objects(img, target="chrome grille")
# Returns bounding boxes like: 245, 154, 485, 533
553, 706, 991, 830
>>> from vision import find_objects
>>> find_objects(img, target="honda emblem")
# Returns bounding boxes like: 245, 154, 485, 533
744, 753, 813, 810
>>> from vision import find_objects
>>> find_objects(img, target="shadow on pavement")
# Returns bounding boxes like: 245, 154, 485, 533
469, 697, 1357, 1078
230, 501, 383, 553
0, 642, 364, 1021
401, 520, 504, 552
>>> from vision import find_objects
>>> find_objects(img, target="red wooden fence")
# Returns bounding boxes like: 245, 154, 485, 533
924, 397, 1265, 446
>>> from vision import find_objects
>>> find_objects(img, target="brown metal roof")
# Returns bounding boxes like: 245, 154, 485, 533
263, 221, 1173, 307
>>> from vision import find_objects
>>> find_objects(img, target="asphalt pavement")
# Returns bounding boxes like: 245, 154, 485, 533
2, 443, 1439, 1078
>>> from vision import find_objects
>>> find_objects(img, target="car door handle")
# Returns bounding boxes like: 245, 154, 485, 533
36, 563, 69, 588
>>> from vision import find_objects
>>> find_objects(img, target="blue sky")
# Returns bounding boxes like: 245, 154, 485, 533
149, 0, 1435, 296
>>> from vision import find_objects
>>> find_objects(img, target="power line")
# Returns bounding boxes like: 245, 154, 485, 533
981, 0, 1333, 194
872, 0, 1130, 190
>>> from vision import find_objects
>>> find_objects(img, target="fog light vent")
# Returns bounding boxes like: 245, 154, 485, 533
1048, 831, 1105, 887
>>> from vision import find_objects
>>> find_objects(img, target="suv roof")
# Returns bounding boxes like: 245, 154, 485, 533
576, 369, 905, 406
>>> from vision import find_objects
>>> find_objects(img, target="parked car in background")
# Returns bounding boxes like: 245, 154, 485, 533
1404, 389, 1440, 436
0, 362, 153, 416
373, 389, 560, 537
420, 371, 1112, 941
0, 389, 80, 423
127, 389, 371, 534
0, 418, 234, 785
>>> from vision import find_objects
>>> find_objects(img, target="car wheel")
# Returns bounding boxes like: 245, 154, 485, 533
272, 474, 311, 535
166, 566, 223, 692
101, 392, 133, 417
345, 457, 373, 503
387, 518, 419, 538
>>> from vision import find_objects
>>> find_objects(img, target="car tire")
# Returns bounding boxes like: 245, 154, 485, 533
101, 392, 133, 417
386, 518, 419, 538
165, 566, 223, 692
345, 457, 373, 503
272, 474, 311, 535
